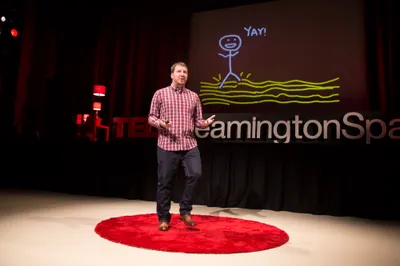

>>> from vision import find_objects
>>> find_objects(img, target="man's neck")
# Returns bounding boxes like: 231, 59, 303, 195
172, 82, 184, 89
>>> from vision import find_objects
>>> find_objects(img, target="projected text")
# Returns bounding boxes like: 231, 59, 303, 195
244, 26, 267, 37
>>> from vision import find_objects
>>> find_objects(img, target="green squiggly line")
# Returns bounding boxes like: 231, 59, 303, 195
201, 82, 339, 89
199, 93, 339, 99
202, 98, 340, 104
201, 80, 236, 86
200, 86, 338, 94
240, 77, 339, 86
200, 77, 339, 86
203, 101, 230, 106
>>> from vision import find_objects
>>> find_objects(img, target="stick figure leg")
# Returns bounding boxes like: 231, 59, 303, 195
231, 73, 241, 81
219, 73, 232, 89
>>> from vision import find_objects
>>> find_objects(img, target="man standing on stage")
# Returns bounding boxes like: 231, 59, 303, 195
148, 62, 215, 231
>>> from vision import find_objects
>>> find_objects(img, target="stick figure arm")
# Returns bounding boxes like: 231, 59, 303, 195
231, 51, 239, 57
218, 53, 228, 58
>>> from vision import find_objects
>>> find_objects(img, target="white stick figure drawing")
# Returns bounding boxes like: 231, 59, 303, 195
218, 34, 242, 89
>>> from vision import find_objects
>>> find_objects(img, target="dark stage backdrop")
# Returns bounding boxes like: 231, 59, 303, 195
2, 140, 400, 220
1, 0, 399, 220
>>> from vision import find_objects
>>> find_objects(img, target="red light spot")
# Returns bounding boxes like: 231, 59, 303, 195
11, 29, 18, 37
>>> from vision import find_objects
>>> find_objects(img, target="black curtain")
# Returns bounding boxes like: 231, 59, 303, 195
365, 0, 397, 112
3, 140, 398, 220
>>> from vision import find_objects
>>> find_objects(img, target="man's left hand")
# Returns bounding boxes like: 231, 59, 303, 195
204, 115, 216, 127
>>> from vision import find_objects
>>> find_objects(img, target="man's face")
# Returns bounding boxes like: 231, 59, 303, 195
171, 65, 188, 87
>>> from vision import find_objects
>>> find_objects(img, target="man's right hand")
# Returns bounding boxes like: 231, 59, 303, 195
160, 120, 171, 129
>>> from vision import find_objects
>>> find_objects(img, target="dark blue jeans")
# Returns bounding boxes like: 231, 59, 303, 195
156, 146, 202, 222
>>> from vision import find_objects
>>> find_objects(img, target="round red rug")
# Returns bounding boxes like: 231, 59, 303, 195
94, 213, 289, 254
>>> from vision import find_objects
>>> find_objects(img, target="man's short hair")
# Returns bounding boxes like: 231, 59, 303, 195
171, 62, 188, 73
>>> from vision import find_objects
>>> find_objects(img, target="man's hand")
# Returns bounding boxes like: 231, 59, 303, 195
160, 120, 171, 129
204, 115, 216, 127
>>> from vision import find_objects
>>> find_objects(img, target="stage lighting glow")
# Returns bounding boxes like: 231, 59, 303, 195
10, 28, 18, 37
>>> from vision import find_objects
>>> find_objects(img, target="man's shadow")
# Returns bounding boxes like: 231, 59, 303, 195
209, 207, 267, 218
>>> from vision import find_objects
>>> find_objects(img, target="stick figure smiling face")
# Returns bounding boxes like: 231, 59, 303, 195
219, 34, 242, 52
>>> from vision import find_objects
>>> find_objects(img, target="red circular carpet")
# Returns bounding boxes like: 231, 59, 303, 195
94, 213, 289, 254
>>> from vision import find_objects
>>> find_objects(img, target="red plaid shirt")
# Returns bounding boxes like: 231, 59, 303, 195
148, 84, 207, 151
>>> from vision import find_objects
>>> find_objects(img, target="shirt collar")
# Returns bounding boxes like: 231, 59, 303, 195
170, 83, 185, 93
